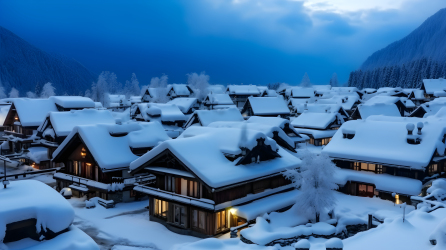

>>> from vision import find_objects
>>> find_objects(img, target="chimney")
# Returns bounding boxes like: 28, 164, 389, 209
406, 123, 414, 135
417, 122, 424, 135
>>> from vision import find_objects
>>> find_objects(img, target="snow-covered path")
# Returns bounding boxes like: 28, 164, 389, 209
69, 198, 199, 250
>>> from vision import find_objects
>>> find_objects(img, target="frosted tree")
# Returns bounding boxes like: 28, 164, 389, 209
300, 72, 312, 87
9, 88, 19, 98
90, 71, 122, 107
283, 151, 338, 222
124, 73, 140, 98
329, 73, 339, 87
149, 74, 169, 103
26, 91, 37, 98
187, 72, 210, 100
40, 82, 56, 98
0, 79, 6, 99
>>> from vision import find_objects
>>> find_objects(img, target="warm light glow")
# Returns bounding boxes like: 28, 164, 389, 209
81, 148, 87, 158
14, 117, 18, 120
395, 194, 401, 204
86, 163, 91, 166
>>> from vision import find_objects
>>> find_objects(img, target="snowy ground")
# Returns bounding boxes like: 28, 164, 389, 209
69, 198, 199, 250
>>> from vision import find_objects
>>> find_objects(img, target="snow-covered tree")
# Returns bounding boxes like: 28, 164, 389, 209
0, 79, 6, 99
26, 91, 37, 98
300, 72, 312, 87
90, 71, 121, 106
140, 84, 148, 96
149, 74, 169, 103
283, 151, 338, 222
187, 72, 210, 100
330, 73, 339, 87
40, 82, 56, 98
9, 88, 19, 98
124, 73, 140, 98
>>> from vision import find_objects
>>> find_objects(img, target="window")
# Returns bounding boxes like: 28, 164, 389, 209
199, 211, 206, 230
188, 180, 200, 198
154, 199, 168, 219
74, 161, 79, 175
216, 210, 227, 232
429, 164, 438, 175
165, 176, 176, 192
174, 204, 186, 227
358, 184, 374, 198
357, 162, 381, 173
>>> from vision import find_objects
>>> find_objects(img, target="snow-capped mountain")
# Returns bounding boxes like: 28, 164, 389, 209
348, 8, 446, 89
0, 26, 96, 95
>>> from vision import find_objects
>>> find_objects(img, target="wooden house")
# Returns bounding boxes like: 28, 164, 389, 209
421, 78, 446, 99
291, 110, 345, 146
52, 122, 171, 202
312, 95, 361, 116
350, 103, 402, 120
226, 85, 261, 108
167, 98, 199, 115
183, 107, 244, 129
362, 96, 415, 116
241, 97, 290, 118
35, 109, 116, 169
49, 96, 95, 111
202, 93, 236, 110
167, 84, 194, 99
287, 87, 315, 99
129, 126, 301, 237
323, 115, 446, 204
409, 98, 446, 118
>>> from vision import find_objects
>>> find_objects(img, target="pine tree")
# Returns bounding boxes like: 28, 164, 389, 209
300, 73, 312, 87
329, 73, 339, 87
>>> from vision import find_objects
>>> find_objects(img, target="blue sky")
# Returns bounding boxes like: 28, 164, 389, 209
0, 0, 445, 86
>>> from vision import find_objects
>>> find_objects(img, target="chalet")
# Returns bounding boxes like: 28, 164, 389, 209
142, 87, 166, 103
49, 96, 95, 111
129, 126, 301, 237
167, 84, 194, 99
323, 115, 446, 204
421, 78, 446, 99
408, 89, 426, 105
374, 87, 408, 97
107, 95, 130, 111
362, 96, 415, 116
246, 116, 308, 146
52, 122, 171, 202
331, 87, 363, 99
313, 85, 331, 97
206, 85, 226, 94
202, 93, 236, 110
226, 85, 261, 108
183, 107, 244, 129
167, 98, 199, 115
291, 111, 345, 146
410, 100, 446, 118
131, 103, 186, 137
35, 109, 116, 169
2, 98, 58, 154
0, 103, 11, 141
208, 121, 298, 152
315, 95, 360, 115
350, 103, 402, 120
260, 89, 278, 97
287, 87, 315, 99
241, 97, 290, 118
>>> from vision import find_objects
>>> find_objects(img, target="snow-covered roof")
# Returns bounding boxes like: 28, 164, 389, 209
208, 121, 295, 148
94, 102, 103, 109
49, 96, 95, 109
291, 103, 346, 115
0, 180, 74, 241
313, 85, 331, 91
134, 103, 186, 122
108, 94, 126, 103
227, 85, 261, 95
334, 168, 422, 196
315, 95, 360, 111
423, 78, 446, 95
11, 98, 58, 127
291, 112, 343, 130
43, 109, 116, 137
290, 87, 315, 98
168, 84, 191, 96
167, 98, 198, 113
415, 99, 446, 117
192, 107, 244, 126
246, 97, 290, 116
27, 146, 49, 163
207, 84, 226, 94
53, 122, 171, 171
263, 89, 278, 97
356, 103, 401, 119
130, 126, 301, 188
331, 87, 360, 93
205, 93, 234, 105
323, 116, 446, 169
292, 127, 337, 139
247, 116, 290, 129
0, 104, 10, 125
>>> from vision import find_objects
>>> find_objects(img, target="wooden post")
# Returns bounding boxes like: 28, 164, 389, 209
367, 214, 372, 229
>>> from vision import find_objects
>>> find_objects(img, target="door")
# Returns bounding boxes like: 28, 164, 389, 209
173, 204, 187, 227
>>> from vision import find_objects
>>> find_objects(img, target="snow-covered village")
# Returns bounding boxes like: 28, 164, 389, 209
1, 1, 446, 250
